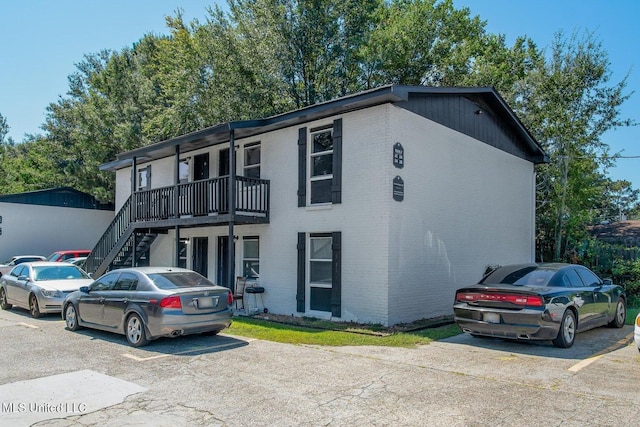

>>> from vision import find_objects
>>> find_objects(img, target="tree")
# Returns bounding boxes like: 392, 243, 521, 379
520, 31, 635, 261
599, 179, 640, 221
360, 0, 486, 87
0, 113, 10, 144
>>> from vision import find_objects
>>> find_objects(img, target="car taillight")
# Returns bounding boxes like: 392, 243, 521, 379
160, 295, 182, 309
227, 291, 233, 306
636, 316, 640, 327
456, 292, 543, 307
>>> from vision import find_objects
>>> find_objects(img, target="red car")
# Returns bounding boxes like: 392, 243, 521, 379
47, 250, 91, 262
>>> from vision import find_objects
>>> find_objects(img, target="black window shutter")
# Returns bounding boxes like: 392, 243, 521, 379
331, 231, 342, 317
331, 119, 342, 204
297, 127, 307, 207
296, 232, 306, 312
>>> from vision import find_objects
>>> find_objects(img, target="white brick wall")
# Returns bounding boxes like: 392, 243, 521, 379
386, 107, 535, 324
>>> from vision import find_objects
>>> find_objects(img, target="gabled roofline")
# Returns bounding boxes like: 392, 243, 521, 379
101, 85, 547, 171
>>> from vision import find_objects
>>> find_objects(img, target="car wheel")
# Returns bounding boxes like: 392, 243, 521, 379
0, 288, 12, 310
552, 310, 576, 348
29, 294, 42, 318
125, 313, 149, 347
607, 298, 626, 328
64, 303, 81, 331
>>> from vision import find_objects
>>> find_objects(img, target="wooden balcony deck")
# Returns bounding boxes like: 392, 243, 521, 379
132, 175, 270, 228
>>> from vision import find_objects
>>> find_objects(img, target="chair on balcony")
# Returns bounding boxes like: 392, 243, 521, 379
233, 276, 247, 310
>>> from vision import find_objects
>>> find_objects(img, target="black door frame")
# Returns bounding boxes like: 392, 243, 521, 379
192, 237, 208, 278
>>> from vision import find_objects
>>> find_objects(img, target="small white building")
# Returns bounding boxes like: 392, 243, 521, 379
0, 187, 114, 262
93, 85, 547, 326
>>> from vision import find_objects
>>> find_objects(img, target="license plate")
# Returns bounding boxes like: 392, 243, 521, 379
195, 297, 214, 308
483, 312, 500, 324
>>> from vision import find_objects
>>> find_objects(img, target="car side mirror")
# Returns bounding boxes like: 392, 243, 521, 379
80, 286, 90, 293
603, 279, 613, 286
18, 275, 29, 281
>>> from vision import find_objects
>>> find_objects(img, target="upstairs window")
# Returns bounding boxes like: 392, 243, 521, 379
297, 119, 342, 207
179, 159, 189, 183
310, 129, 333, 204
137, 166, 151, 191
244, 143, 261, 179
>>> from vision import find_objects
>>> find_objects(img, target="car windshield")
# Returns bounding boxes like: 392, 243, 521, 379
148, 272, 215, 290
33, 265, 90, 281
480, 266, 556, 287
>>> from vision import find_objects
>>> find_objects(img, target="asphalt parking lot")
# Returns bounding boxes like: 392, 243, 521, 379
0, 308, 638, 427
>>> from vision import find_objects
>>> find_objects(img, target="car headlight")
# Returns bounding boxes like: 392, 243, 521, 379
41, 289, 63, 298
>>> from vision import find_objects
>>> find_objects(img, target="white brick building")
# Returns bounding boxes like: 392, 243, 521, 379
93, 85, 547, 326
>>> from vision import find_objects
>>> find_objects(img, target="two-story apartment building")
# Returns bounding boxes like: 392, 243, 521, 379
91, 85, 547, 326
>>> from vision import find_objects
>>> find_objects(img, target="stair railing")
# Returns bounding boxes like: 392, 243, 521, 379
84, 196, 132, 276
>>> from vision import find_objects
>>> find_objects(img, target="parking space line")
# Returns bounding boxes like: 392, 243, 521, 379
568, 331, 634, 372
18, 322, 39, 329
568, 355, 603, 372
121, 341, 247, 361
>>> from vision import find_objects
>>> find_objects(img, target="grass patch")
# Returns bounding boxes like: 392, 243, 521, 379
627, 307, 639, 326
225, 316, 462, 348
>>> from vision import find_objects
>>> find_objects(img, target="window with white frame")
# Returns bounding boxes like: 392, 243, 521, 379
244, 143, 261, 179
179, 159, 190, 183
309, 128, 333, 204
242, 237, 260, 279
178, 238, 188, 269
137, 166, 151, 191
309, 234, 332, 311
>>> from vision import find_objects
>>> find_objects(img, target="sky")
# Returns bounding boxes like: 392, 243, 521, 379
1, 0, 638, 187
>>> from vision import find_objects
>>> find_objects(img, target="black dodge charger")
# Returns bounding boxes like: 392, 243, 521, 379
453, 263, 626, 348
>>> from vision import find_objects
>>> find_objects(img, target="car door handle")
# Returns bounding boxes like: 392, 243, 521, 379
99, 297, 105, 303
123, 298, 129, 304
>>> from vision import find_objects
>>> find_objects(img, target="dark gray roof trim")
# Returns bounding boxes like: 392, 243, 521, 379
0, 187, 114, 210
101, 85, 547, 171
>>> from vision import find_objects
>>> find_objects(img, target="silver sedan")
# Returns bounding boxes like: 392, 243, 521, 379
0, 262, 93, 317
62, 267, 233, 347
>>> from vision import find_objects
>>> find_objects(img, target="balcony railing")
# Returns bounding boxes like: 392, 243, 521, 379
133, 176, 270, 222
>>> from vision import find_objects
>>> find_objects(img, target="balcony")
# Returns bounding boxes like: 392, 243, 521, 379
132, 175, 270, 227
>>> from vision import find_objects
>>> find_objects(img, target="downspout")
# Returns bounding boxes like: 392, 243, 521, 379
131, 157, 137, 268
227, 127, 236, 291
175, 145, 181, 267
131, 157, 137, 222
532, 168, 537, 262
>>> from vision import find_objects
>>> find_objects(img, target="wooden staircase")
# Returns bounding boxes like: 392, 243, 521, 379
84, 196, 142, 277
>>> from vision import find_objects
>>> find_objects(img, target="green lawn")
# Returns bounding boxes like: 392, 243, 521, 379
225, 316, 462, 348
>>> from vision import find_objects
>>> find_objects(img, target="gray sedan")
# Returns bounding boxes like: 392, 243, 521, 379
0, 262, 93, 317
62, 267, 233, 347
